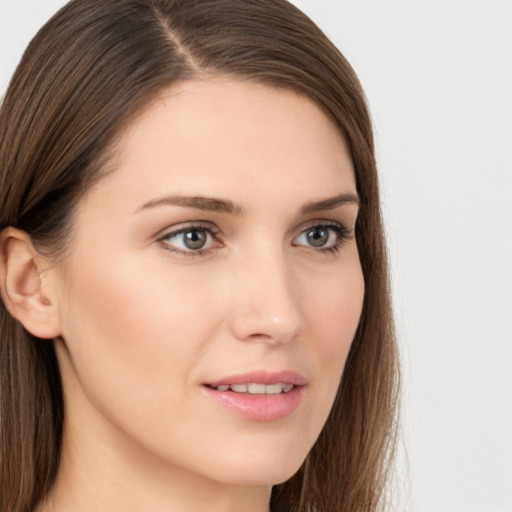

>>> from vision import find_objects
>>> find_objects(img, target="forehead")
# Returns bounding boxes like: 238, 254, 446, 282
87, 79, 356, 212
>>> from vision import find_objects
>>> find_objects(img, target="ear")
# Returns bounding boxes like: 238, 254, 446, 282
0, 227, 62, 339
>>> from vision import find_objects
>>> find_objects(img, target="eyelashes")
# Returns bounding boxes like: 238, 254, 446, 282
157, 220, 354, 258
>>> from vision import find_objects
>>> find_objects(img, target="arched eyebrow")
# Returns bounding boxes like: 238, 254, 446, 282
137, 192, 359, 216
137, 195, 244, 215
300, 192, 360, 214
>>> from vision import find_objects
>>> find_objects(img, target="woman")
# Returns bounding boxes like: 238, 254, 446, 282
0, 1, 400, 511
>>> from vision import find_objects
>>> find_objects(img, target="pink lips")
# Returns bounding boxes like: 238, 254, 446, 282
202, 370, 306, 422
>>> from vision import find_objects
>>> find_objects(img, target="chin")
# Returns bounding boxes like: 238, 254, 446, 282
214, 468, 302, 488
200, 445, 308, 487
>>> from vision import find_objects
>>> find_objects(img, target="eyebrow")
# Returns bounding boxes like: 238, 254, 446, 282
300, 192, 360, 214
138, 192, 359, 216
138, 195, 244, 215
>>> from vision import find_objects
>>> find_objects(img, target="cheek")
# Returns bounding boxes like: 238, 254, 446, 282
65, 245, 219, 338
57, 250, 225, 415
297, 258, 365, 432
307, 261, 364, 359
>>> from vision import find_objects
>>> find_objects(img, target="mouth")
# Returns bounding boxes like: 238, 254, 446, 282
202, 370, 306, 421
205, 382, 295, 394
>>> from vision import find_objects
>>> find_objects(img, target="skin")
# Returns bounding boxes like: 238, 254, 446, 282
33, 79, 364, 512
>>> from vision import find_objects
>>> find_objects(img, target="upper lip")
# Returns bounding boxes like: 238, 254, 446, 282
205, 370, 307, 388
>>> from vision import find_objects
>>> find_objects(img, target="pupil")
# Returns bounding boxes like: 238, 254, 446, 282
307, 227, 329, 247
184, 230, 207, 250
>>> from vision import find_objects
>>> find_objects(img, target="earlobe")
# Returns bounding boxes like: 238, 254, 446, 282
0, 228, 62, 339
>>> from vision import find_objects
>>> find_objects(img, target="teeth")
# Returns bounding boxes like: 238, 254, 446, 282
264, 383, 284, 394
214, 383, 294, 394
230, 384, 248, 393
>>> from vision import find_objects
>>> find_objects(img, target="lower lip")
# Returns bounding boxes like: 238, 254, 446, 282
202, 385, 304, 421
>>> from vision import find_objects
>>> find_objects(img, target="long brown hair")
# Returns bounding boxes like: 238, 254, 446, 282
0, 1, 400, 511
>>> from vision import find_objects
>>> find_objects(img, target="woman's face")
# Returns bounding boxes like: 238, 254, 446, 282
52, 79, 364, 487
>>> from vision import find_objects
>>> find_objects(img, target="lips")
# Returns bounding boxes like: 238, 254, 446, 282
205, 370, 307, 389
202, 370, 306, 421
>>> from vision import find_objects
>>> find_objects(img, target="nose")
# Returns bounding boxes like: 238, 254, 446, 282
229, 248, 303, 345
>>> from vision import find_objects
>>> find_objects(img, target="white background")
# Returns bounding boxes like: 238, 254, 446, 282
1, 1, 511, 511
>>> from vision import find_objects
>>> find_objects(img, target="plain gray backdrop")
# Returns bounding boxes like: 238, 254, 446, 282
1, 1, 511, 511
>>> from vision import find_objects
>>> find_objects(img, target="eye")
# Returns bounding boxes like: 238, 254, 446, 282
158, 224, 220, 255
293, 222, 352, 252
